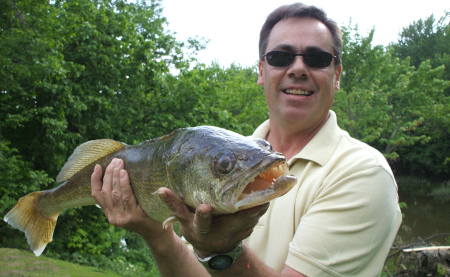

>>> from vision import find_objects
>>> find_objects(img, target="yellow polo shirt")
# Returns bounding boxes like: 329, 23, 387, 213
246, 111, 402, 277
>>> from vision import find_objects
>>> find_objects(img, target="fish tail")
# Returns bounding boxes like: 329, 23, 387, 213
3, 191, 58, 256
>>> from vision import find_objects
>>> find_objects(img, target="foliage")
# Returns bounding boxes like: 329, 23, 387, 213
391, 12, 450, 96
0, 0, 267, 275
335, 24, 450, 163
390, 12, 450, 179
46, 219, 161, 276
171, 62, 267, 135
0, 0, 200, 274
212, 63, 268, 135
335, 25, 389, 143
0, 139, 54, 248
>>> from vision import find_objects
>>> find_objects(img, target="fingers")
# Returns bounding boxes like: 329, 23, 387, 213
111, 159, 124, 209
235, 202, 270, 231
156, 186, 270, 254
89, 158, 164, 236
119, 169, 137, 210
98, 158, 116, 208
157, 188, 193, 224
239, 202, 270, 220
91, 164, 103, 202
193, 204, 213, 235
91, 158, 127, 210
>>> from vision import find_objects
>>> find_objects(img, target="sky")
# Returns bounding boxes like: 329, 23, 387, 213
161, 0, 449, 68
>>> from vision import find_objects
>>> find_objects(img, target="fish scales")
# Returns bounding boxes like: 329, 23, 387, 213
4, 126, 296, 256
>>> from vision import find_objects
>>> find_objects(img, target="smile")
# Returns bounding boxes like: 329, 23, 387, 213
283, 89, 313, 96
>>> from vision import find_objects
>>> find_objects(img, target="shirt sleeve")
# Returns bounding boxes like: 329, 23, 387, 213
286, 166, 402, 277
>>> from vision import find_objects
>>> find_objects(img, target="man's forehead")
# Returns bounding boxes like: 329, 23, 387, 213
266, 17, 334, 53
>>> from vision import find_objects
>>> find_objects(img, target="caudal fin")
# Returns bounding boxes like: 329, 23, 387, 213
3, 191, 58, 256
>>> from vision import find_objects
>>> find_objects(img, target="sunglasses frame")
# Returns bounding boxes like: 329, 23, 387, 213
261, 51, 337, 68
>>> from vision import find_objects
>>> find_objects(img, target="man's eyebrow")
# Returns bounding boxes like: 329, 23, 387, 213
271, 44, 297, 52
304, 46, 326, 53
270, 44, 327, 53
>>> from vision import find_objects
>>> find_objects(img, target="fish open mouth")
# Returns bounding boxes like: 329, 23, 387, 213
233, 161, 296, 210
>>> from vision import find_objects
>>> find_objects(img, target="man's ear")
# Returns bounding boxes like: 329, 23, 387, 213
257, 59, 265, 86
334, 65, 342, 91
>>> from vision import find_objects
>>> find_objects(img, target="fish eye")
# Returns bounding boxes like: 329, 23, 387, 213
256, 138, 273, 152
215, 152, 236, 174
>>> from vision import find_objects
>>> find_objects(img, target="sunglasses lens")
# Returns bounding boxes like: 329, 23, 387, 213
304, 52, 333, 68
266, 52, 295, 67
265, 51, 334, 68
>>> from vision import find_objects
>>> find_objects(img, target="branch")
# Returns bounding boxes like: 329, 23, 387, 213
387, 233, 450, 259
384, 125, 400, 155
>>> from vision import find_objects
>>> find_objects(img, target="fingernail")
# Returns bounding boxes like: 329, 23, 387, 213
200, 211, 211, 218
115, 159, 122, 168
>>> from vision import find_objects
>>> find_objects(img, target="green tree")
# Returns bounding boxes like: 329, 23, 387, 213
212, 63, 268, 136
334, 25, 389, 143
376, 58, 449, 160
0, 0, 202, 274
171, 62, 267, 136
391, 12, 450, 95
334, 24, 450, 162
390, 12, 450, 178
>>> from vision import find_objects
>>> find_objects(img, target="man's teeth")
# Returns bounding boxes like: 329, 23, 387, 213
284, 89, 312, 96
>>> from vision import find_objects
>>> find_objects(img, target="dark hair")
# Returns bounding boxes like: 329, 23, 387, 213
259, 3, 342, 66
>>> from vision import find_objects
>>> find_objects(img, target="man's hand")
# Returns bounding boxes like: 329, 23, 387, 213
90, 158, 168, 239
158, 187, 270, 257
91, 158, 269, 257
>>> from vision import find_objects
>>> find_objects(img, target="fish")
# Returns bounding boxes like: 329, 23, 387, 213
3, 126, 296, 256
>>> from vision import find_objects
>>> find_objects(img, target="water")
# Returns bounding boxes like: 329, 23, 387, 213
397, 191, 450, 245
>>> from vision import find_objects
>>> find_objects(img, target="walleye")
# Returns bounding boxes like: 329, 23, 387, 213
4, 126, 296, 256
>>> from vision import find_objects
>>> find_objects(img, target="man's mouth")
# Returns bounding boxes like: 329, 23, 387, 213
283, 89, 313, 96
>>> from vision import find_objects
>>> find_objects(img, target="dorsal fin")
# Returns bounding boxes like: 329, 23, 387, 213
138, 128, 186, 145
56, 139, 126, 182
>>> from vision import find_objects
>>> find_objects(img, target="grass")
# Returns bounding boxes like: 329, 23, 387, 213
0, 248, 122, 277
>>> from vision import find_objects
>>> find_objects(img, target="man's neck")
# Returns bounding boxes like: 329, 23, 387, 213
266, 112, 330, 161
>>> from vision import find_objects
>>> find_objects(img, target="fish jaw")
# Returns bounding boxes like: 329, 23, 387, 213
219, 159, 297, 213
233, 174, 296, 210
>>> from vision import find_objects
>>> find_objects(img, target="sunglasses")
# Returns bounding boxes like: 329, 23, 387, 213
262, 51, 337, 68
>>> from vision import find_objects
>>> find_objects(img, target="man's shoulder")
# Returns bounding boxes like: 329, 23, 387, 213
332, 130, 394, 178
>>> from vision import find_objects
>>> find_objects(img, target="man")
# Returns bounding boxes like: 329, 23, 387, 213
91, 3, 402, 276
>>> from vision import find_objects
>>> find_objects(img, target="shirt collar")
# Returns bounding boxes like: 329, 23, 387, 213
251, 111, 342, 166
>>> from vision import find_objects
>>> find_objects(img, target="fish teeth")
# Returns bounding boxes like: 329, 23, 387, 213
260, 171, 269, 179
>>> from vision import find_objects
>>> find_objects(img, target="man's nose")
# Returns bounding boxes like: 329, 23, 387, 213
286, 56, 309, 78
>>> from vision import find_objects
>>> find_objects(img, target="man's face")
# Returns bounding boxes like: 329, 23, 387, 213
258, 17, 341, 131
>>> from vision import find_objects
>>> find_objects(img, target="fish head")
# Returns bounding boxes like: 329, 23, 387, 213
166, 126, 297, 214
